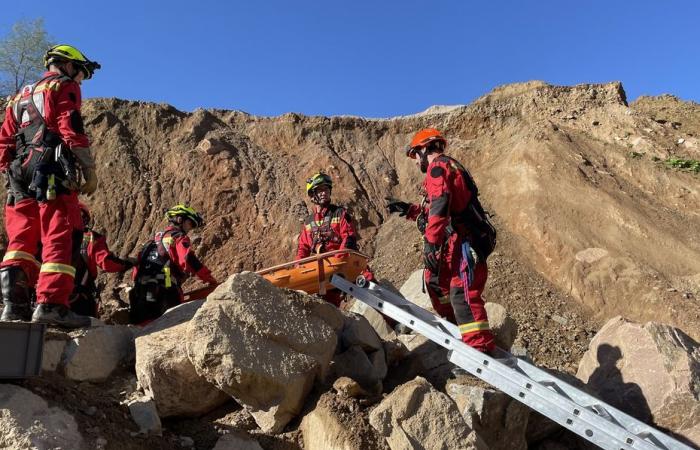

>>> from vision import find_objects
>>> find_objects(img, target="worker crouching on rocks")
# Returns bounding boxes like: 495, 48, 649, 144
296, 172, 374, 307
70, 202, 136, 317
387, 129, 497, 353
129, 204, 217, 325
0, 44, 101, 328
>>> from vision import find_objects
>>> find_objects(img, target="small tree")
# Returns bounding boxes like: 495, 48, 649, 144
0, 19, 53, 97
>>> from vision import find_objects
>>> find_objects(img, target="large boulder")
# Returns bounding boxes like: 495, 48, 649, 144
186, 272, 344, 433
577, 316, 700, 445
301, 392, 389, 450
135, 300, 229, 417
0, 384, 84, 450
399, 270, 434, 312
61, 324, 135, 381
369, 377, 488, 450
447, 384, 529, 450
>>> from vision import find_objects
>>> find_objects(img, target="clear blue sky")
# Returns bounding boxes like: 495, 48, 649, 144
3, 1, 699, 117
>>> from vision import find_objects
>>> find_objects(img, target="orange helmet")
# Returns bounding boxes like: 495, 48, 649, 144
406, 128, 447, 159
78, 202, 91, 225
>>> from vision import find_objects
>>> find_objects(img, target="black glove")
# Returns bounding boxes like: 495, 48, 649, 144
386, 198, 410, 217
423, 240, 441, 273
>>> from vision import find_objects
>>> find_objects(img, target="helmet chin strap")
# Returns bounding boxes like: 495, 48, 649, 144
418, 149, 429, 173
312, 190, 331, 205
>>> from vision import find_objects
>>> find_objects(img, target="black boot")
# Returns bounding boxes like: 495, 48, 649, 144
31, 303, 91, 329
0, 267, 32, 322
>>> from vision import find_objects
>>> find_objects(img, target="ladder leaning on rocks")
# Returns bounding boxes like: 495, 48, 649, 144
331, 275, 693, 450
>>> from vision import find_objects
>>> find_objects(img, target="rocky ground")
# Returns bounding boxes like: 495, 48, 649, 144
2, 81, 700, 449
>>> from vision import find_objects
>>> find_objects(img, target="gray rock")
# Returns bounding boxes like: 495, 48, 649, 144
333, 345, 383, 390
128, 396, 162, 436
484, 303, 518, 350
212, 433, 264, 450
341, 312, 383, 352
577, 316, 700, 446
62, 325, 135, 381
447, 384, 529, 450
369, 376, 488, 450
135, 300, 229, 417
186, 272, 343, 433
399, 269, 434, 312
348, 298, 396, 341
302, 393, 389, 450
0, 384, 84, 449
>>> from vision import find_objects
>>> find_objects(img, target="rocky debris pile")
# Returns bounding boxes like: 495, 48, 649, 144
3, 272, 700, 449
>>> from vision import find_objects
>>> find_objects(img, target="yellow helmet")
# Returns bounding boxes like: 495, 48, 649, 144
305, 172, 333, 196
44, 44, 101, 79
165, 204, 204, 228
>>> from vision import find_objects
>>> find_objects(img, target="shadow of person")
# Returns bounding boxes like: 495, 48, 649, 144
587, 344, 653, 423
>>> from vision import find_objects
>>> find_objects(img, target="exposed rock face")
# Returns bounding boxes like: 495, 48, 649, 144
186, 272, 344, 432
447, 384, 529, 450
369, 377, 487, 450
135, 300, 229, 417
577, 316, 700, 445
0, 384, 84, 450
301, 392, 389, 450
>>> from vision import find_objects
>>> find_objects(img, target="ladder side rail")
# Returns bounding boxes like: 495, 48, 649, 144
332, 276, 695, 450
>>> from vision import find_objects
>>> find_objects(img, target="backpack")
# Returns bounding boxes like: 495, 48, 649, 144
444, 156, 497, 260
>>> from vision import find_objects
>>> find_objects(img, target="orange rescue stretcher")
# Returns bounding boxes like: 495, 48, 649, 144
256, 250, 369, 295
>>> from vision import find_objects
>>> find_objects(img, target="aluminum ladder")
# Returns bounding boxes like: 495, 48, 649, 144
331, 275, 694, 450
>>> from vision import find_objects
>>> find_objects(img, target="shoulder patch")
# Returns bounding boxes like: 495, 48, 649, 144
430, 166, 445, 178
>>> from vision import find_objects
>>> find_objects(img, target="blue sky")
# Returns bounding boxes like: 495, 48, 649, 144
2, 1, 699, 117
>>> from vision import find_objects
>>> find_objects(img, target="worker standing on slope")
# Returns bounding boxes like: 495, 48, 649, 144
70, 202, 136, 317
387, 129, 497, 353
296, 172, 374, 307
0, 45, 100, 328
129, 204, 217, 324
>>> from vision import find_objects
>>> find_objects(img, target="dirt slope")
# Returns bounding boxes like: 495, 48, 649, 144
2, 81, 700, 347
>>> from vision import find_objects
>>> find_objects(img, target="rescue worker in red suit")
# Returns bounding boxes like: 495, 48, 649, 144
70, 203, 136, 317
0, 45, 101, 328
387, 129, 496, 353
129, 204, 217, 325
296, 173, 374, 307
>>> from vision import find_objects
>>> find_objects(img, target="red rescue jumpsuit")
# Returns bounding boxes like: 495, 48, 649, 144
405, 154, 495, 352
0, 72, 88, 307
70, 230, 133, 317
296, 204, 373, 307
130, 225, 216, 324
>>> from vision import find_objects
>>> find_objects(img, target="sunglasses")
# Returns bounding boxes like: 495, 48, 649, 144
405, 145, 426, 159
